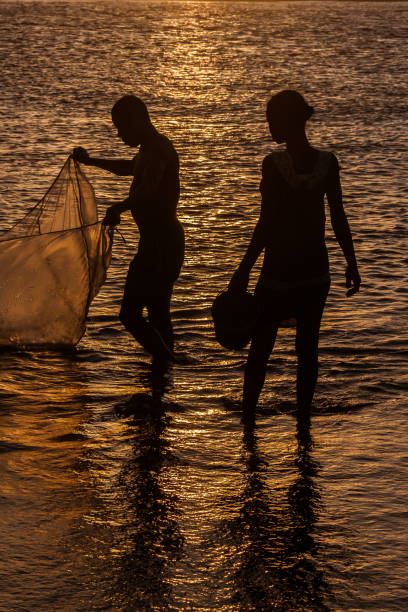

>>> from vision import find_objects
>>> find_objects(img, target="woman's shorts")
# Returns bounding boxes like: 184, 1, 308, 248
254, 280, 330, 328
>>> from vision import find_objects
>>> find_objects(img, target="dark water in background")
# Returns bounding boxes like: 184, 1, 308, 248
0, 1, 407, 610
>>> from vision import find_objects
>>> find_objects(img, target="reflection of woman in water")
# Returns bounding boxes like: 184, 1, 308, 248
229, 90, 361, 421
73, 95, 184, 362
226, 418, 329, 610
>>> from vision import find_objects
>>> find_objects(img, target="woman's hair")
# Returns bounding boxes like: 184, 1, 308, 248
266, 90, 314, 123
111, 94, 150, 123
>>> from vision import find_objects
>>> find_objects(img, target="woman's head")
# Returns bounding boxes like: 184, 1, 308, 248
111, 95, 151, 147
266, 90, 314, 143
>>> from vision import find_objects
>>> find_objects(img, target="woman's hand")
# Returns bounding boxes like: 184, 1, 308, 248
102, 205, 121, 228
346, 264, 361, 297
228, 268, 250, 293
72, 147, 91, 165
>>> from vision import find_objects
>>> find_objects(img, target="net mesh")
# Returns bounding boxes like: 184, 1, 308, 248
0, 157, 112, 347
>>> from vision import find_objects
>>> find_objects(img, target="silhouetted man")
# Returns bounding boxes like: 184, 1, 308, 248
74, 95, 184, 361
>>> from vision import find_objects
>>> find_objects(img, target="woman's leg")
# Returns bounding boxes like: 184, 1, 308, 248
295, 284, 329, 412
243, 322, 279, 415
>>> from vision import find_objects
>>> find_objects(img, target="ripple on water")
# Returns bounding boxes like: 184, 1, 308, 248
0, 1, 407, 611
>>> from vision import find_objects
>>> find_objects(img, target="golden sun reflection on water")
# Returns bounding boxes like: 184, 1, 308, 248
0, 0, 407, 609
1, 347, 324, 609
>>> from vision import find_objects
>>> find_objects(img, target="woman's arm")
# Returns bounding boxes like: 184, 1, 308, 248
228, 156, 273, 292
327, 159, 361, 296
228, 219, 266, 291
229, 206, 269, 291
72, 147, 134, 176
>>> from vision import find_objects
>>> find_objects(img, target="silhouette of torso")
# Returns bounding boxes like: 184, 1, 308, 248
129, 134, 184, 284
259, 149, 338, 288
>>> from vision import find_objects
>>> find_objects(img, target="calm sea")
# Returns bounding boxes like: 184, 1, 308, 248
0, 1, 407, 610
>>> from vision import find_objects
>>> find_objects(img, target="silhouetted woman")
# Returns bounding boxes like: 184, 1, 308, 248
229, 90, 361, 421
74, 95, 184, 362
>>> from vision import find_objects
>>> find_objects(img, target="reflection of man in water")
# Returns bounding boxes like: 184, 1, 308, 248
73, 95, 184, 362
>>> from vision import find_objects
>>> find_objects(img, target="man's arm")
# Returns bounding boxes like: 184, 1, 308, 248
104, 150, 167, 225
72, 147, 134, 176
327, 160, 361, 296
103, 197, 133, 227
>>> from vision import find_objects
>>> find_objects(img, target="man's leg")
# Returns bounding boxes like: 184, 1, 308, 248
120, 299, 174, 360
119, 259, 175, 360
120, 293, 174, 361
147, 291, 174, 352
146, 294, 175, 404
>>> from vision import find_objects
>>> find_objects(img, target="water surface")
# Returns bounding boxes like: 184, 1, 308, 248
0, 2, 407, 610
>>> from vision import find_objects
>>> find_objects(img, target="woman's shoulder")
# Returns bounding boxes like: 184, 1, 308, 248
316, 150, 340, 178
262, 151, 283, 174
315, 149, 340, 169
263, 148, 335, 170
318, 148, 341, 168
327, 151, 340, 170
263, 148, 339, 190
131, 153, 141, 175
317, 150, 340, 175
263, 149, 338, 166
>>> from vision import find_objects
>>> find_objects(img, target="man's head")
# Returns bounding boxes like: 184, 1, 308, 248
111, 95, 151, 147
266, 90, 314, 143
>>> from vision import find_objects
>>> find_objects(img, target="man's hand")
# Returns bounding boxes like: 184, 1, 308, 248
346, 265, 361, 297
228, 268, 250, 293
102, 206, 121, 228
72, 147, 91, 165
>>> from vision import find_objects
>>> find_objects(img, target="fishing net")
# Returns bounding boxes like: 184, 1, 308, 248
0, 157, 112, 347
